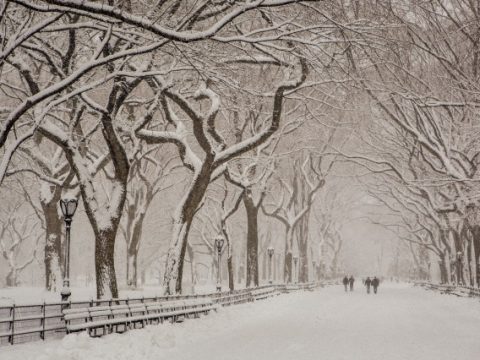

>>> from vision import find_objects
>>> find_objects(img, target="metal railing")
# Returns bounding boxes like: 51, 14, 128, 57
0, 282, 323, 346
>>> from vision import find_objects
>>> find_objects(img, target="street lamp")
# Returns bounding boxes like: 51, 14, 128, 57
214, 235, 225, 292
293, 255, 298, 284
267, 247, 274, 284
312, 260, 317, 281
59, 198, 78, 302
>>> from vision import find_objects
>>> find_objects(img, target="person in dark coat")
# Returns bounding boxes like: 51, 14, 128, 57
372, 276, 380, 294
365, 277, 372, 294
342, 276, 349, 292
348, 276, 355, 291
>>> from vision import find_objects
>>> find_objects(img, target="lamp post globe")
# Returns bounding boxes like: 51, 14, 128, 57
267, 247, 274, 257
60, 198, 78, 219
214, 235, 225, 292
59, 198, 78, 302
215, 236, 225, 254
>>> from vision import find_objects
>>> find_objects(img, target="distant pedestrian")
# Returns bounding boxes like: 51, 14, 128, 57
365, 277, 372, 294
349, 276, 355, 291
372, 276, 380, 294
342, 276, 349, 292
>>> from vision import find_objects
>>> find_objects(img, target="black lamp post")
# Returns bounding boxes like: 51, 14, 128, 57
293, 255, 298, 284
59, 198, 78, 302
267, 247, 274, 284
214, 235, 225, 292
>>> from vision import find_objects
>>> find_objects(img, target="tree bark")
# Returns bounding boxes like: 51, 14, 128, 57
438, 253, 448, 284
451, 229, 465, 285
95, 228, 119, 299
42, 191, 64, 291
472, 226, 480, 287
163, 160, 214, 294
243, 189, 259, 288
6, 269, 17, 287
297, 217, 309, 283
186, 243, 197, 294
126, 212, 145, 288
284, 252, 293, 283
283, 226, 294, 283
126, 248, 138, 288
227, 254, 234, 291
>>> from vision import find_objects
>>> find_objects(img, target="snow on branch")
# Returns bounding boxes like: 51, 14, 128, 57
39, 0, 317, 42
214, 57, 308, 167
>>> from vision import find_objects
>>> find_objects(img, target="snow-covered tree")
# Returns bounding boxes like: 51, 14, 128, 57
0, 202, 41, 286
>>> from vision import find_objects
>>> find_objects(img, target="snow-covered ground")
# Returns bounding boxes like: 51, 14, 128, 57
1, 283, 479, 360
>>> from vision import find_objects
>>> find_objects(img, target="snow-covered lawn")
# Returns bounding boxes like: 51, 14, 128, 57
1, 283, 479, 360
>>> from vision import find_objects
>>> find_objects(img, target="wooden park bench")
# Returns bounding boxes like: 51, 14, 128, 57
63, 298, 216, 337
215, 292, 251, 307
250, 287, 279, 301
466, 286, 480, 297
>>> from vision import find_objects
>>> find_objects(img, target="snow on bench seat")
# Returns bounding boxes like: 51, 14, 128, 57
216, 293, 251, 306
63, 297, 216, 337
251, 287, 279, 301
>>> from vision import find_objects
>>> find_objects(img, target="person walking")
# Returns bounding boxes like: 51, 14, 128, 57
372, 276, 380, 294
348, 275, 355, 291
342, 275, 349, 292
365, 276, 372, 294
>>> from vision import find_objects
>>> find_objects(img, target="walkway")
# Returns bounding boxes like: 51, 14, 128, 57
2, 283, 480, 360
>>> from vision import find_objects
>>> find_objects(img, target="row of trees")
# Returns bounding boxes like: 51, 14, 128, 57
5, 0, 478, 296
341, 0, 480, 286
0, 0, 359, 297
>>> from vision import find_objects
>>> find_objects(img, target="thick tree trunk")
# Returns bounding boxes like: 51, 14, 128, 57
95, 228, 119, 299
210, 256, 217, 282
126, 216, 144, 288
297, 212, 310, 283
227, 255, 234, 291
451, 229, 465, 284
79, 185, 125, 299
298, 240, 308, 283
186, 243, 197, 294
41, 187, 64, 291
331, 257, 339, 278
163, 162, 213, 294
284, 252, 293, 283
44, 233, 62, 291
238, 257, 245, 284
163, 215, 194, 294
6, 269, 17, 287
472, 226, 480, 287
284, 226, 294, 283
243, 190, 259, 288
126, 249, 138, 288
273, 254, 277, 282
438, 254, 448, 284
466, 232, 474, 286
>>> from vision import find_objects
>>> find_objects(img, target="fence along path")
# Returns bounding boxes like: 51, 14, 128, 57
414, 281, 480, 297
0, 282, 321, 346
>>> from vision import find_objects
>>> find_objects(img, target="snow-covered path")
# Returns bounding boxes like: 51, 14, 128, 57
2, 283, 480, 360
